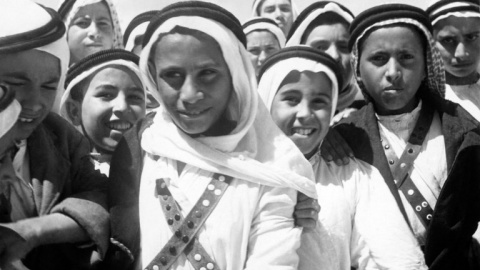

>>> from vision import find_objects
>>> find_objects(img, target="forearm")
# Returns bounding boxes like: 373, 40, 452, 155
14, 213, 89, 248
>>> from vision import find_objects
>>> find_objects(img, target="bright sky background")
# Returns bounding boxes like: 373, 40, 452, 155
38, 0, 431, 31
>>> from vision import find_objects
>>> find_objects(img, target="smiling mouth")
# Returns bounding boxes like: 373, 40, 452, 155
292, 127, 316, 136
107, 121, 132, 131
18, 117, 34, 123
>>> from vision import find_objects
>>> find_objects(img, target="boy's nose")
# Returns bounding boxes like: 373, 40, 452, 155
296, 101, 311, 119
325, 46, 341, 62
454, 42, 469, 60
385, 58, 401, 82
179, 78, 203, 104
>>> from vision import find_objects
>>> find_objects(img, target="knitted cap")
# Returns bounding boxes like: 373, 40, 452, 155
66, 48, 140, 88
144, 1, 246, 48
287, 1, 354, 42
123, 10, 160, 49
349, 4, 432, 51
427, 0, 480, 25
243, 17, 286, 47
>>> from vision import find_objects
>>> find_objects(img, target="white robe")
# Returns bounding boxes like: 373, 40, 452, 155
139, 155, 302, 270
444, 78, 480, 123
299, 153, 428, 270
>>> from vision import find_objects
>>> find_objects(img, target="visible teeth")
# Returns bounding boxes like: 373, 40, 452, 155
19, 117, 33, 123
181, 109, 206, 116
293, 128, 314, 136
108, 122, 132, 131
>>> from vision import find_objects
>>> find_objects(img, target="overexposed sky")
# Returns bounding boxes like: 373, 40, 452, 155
38, 0, 431, 31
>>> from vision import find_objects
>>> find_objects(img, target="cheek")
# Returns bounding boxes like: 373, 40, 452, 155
67, 27, 85, 43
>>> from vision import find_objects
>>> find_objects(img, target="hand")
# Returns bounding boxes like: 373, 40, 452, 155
1, 260, 30, 270
331, 107, 358, 124
293, 192, 320, 229
0, 223, 36, 268
320, 128, 353, 166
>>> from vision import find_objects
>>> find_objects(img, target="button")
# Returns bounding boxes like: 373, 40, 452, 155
160, 256, 167, 265
169, 246, 176, 255
389, 160, 395, 165
195, 211, 202, 218
207, 263, 214, 269
422, 201, 428, 207
408, 189, 414, 196
238, 155, 245, 160
194, 254, 202, 261
426, 214, 432, 220
208, 184, 215, 190
182, 236, 189, 243
384, 144, 390, 149
188, 221, 195, 228
166, 204, 171, 211
174, 214, 181, 221
408, 148, 414, 154
400, 163, 406, 168
167, 218, 174, 225
160, 182, 166, 189
163, 195, 169, 201
200, 267, 207, 270
416, 206, 422, 212
218, 175, 225, 182
394, 179, 398, 184
175, 230, 182, 238
214, 189, 222, 195
203, 200, 210, 207
153, 265, 160, 270
380, 138, 383, 142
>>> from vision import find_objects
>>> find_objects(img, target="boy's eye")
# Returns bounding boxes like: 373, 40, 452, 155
440, 37, 456, 44
42, 84, 58, 91
160, 70, 184, 88
74, 19, 91, 28
283, 96, 300, 105
337, 42, 349, 53
280, 6, 291, 12
466, 33, 479, 42
199, 69, 217, 83
248, 48, 261, 55
263, 6, 275, 13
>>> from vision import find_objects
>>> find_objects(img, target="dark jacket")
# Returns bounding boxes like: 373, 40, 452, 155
334, 92, 480, 270
103, 114, 155, 270
20, 113, 109, 270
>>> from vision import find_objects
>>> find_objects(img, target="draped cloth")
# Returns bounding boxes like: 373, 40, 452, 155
243, 18, 286, 48
139, 16, 317, 198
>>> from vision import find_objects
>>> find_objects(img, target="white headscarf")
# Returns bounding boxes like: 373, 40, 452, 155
60, 0, 124, 49
59, 59, 145, 125
285, 2, 354, 46
243, 18, 286, 48
257, 52, 340, 122
428, 0, 480, 25
0, 0, 70, 113
0, 92, 21, 139
252, 0, 299, 19
139, 16, 317, 198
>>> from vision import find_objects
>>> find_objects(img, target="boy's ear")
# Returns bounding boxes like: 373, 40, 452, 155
66, 100, 82, 126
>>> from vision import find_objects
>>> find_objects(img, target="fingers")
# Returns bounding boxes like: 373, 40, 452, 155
320, 128, 354, 166
294, 209, 318, 229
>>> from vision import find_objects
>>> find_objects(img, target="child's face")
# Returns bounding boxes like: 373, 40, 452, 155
79, 66, 145, 153
270, 71, 332, 158
433, 17, 480, 79
246, 31, 281, 76
152, 33, 233, 135
67, 2, 114, 64
259, 0, 293, 35
0, 50, 60, 140
359, 26, 425, 115
305, 23, 352, 90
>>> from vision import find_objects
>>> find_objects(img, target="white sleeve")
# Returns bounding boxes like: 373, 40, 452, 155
345, 160, 428, 270
244, 186, 302, 270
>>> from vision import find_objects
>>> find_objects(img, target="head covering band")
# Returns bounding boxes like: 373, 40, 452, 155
243, 17, 286, 47
144, 1, 246, 48
0, 7, 65, 54
286, 1, 353, 44
427, 0, 480, 25
349, 4, 445, 101
123, 10, 159, 51
257, 46, 341, 121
